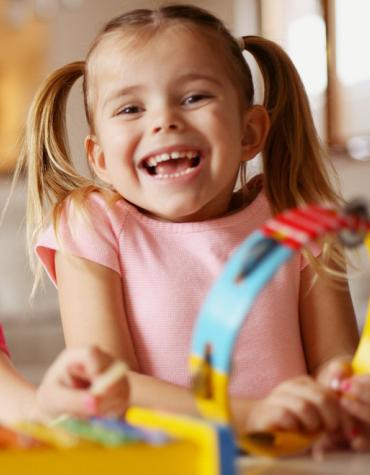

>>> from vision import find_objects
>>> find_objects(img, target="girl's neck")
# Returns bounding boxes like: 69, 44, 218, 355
227, 178, 263, 216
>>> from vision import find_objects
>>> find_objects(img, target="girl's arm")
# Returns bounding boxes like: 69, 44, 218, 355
55, 252, 139, 370
299, 261, 359, 380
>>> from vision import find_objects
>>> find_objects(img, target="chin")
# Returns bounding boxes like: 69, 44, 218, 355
153, 204, 205, 223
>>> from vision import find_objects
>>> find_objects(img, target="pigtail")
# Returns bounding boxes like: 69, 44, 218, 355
241, 36, 350, 282
16, 61, 93, 277
241, 36, 341, 214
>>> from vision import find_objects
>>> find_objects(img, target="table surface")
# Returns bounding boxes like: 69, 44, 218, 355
238, 452, 370, 475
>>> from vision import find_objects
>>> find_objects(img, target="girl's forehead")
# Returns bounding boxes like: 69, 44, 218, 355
90, 24, 230, 84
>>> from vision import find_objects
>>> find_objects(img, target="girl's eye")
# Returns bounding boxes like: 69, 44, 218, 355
117, 105, 143, 115
182, 94, 210, 106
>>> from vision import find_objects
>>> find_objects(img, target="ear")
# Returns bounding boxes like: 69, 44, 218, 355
241, 105, 270, 162
85, 135, 111, 184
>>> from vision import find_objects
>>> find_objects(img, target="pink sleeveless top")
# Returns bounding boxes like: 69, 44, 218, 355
36, 191, 308, 398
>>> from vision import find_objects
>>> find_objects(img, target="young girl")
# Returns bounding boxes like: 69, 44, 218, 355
17, 4, 370, 447
0, 325, 129, 424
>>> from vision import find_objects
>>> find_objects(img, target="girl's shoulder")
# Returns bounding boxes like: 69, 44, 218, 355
37, 190, 129, 282
59, 189, 130, 234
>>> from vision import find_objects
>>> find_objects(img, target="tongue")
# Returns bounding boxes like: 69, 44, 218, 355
156, 158, 191, 175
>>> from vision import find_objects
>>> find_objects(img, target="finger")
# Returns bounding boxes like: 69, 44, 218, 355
264, 408, 301, 433
67, 346, 113, 379
317, 358, 353, 387
291, 399, 322, 434
279, 381, 340, 432
246, 402, 300, 433
267, 393, 321, 433
59, 363, 91, 389
341, 396, 370, 424
265, 391, 322, 433
340, 375, 370, 404
311, 394, 340, 433
42, 387, 99, 419
54, 346, 114, 388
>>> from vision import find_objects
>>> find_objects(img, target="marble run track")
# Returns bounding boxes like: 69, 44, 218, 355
190, 199, 370, 457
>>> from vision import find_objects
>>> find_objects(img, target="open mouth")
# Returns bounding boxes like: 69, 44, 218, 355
141, 150, 202, 178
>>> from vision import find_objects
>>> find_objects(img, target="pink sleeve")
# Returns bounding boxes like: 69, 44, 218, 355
0, 325, 10, 357
35, 194, 122, 285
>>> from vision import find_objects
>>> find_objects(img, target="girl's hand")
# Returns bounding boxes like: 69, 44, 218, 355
35, 346, 129, 421
244, 376, 340, 435
317, 356, 370, 451
338, 375, 370, 451
339, 375, 370, 423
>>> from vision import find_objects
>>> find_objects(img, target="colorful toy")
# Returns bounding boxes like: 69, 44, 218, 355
0, 409, 235, 474
1, 200, 370, 471
190, 199, 370, 457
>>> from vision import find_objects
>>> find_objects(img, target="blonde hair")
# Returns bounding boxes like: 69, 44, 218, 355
15, 4, 345, 290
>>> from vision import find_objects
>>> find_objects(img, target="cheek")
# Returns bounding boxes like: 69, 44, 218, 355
102, 129, 133, 158
207, 107, 242, 136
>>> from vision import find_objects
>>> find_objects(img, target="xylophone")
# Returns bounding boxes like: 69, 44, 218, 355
1, 200, 370, 472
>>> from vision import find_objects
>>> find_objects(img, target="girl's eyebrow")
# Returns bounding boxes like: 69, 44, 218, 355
103, 85, 142, 109
102, 73, 222, 109
177, 72, 223, 87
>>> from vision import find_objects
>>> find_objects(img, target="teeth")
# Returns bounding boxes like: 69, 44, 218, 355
147, 157, 158, 167
144, 150, 199, 167
153, 167, 195, 179
157, 153, 170, 163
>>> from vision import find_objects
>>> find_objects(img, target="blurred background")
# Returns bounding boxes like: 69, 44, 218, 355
0, 0, 369, 384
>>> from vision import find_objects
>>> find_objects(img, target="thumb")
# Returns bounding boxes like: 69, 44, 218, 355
318, 357, 353, 388
39, 386, 98, 420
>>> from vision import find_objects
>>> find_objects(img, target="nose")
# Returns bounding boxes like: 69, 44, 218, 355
151, 107, 183, 134
152, 122, 179, 134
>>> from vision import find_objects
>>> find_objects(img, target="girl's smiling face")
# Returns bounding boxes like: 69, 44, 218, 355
86, 25, 263, 222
